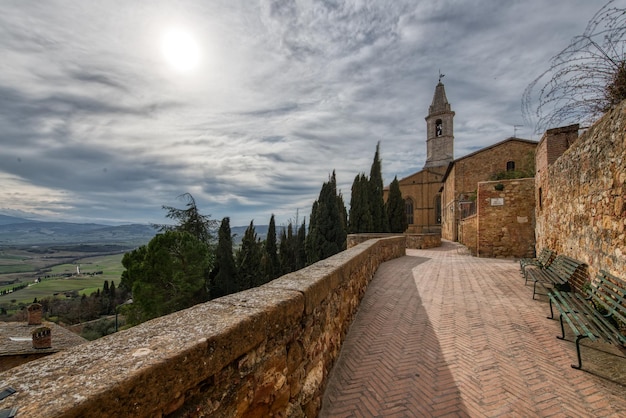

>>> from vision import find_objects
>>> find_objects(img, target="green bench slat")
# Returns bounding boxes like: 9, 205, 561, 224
547, 269, 626, 369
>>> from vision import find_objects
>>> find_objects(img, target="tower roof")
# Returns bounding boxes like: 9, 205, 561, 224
429, 82, 451, 115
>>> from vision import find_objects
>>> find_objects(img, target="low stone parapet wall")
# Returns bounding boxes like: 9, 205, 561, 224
405, 233, 441, 249
347, 233, 402, 248
0, 236, 405, 418
348, 233, 440, 249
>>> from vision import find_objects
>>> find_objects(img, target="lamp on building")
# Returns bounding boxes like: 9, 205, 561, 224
115, 299, 133, 332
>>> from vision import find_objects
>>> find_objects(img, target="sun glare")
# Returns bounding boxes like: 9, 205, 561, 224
161, 28, 201, 73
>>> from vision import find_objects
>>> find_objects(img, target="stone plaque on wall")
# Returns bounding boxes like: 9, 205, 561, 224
490, 198, 504, 206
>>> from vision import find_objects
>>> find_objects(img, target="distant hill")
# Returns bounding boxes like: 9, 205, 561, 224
0, 219, 156, 248
0, 215, 270, 248
0, 214, 41, 225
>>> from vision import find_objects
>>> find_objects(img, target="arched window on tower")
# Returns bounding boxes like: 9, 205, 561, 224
506, 161, 515, 171
405, 198, 414, 225
435, 119, 443, 137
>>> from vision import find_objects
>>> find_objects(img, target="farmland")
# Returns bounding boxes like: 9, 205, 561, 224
0, 250, 126, 306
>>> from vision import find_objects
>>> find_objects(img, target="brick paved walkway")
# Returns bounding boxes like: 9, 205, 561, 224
320, 240, 626, 417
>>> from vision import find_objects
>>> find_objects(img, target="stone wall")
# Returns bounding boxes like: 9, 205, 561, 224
347, 233, 403, 248
536, 102, 626, 284
347, 233, 440, 249
441, 138, 537, 242
0, 237, 405, 418
475, 178, 536, 258
405, 233, 441, 249
459, 214, 477, 255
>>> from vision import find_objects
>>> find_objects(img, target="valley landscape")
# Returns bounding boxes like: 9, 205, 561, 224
0, 214, 266, 311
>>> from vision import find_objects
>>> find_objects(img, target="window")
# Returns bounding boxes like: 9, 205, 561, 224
434, 195, 441, 224
405, 198, 414, 225
506, 161, 515, 171
435, 119, 443, 137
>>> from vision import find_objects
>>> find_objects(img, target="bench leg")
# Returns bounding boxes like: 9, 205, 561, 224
547, 298, 555, 320
557, 314, 566, 339
572, 335, 589, 370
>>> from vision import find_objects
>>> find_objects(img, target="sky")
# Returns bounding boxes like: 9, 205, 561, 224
0, 0, 613, 227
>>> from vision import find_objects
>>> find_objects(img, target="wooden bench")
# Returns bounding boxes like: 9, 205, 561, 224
524, 255, 586, 299
520, 248, 555, 284
547, 270, 626, 369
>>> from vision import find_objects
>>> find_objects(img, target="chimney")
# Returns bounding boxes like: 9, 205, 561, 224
544, 124, 579, 166
32, 326, 52, 349
28, 303, 43, 325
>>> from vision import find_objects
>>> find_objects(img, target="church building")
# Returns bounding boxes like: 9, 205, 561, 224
387, 78, 537, 240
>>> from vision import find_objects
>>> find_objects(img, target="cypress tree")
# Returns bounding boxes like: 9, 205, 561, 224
295, 219, 307, 270
236, 220, 263, 289
369, 142, 388, 232
263, 214, 280, 282
306, 201, 319, 264
213, 217, 239, 297
349, 173, 373, 233
109, 281, 116, 300
306, 171, 347, 264
279, 222, 298, 275
386, 176, 408, 233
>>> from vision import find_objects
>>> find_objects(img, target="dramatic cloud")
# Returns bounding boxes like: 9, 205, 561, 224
0, 0, 607, 226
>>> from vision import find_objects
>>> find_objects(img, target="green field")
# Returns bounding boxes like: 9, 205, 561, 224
0, 253, 125, 305
0, 264, 36, 273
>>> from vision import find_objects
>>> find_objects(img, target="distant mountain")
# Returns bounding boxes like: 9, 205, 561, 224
0, 214, 276, 248
0, 220, 156, 248
0, 214, 41, 225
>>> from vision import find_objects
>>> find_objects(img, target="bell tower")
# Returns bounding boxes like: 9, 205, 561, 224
424, 75, 454, 168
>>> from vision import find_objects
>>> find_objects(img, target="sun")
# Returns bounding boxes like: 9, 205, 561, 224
161, 28, 201, 73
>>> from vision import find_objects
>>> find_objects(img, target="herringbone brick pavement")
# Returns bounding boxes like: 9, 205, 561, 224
319, 240, 626, 417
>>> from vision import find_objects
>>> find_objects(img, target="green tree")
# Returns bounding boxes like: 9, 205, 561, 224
120, 245, 148, 294
262, 214, 280, 282
306, 171, 347, 264
127, 231, 212, 323
386, 176, 407, 233
295, 220, 307, 270
152, 193, 217, 245
349, 173, 373, 233
212, 217, 239, 297
236, 220, 263, 289
279, 222, 298, 275
369, 142, 388, 232
305, 201, 319, 264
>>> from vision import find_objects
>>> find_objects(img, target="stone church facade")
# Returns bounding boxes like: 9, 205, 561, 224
387, 80, 537, 241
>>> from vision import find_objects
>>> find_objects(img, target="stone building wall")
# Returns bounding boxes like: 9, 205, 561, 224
459, 214, 477, 255
475, 178, 536, 258
441, 164, 457, 240
441, 138, 537, 242
0, 237, 405, 418
535, 102, 626, 283
389, 166, 447, 233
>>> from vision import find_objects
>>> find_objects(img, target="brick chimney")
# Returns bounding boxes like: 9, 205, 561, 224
28, 303, 43, 325
32, 326, 52, 349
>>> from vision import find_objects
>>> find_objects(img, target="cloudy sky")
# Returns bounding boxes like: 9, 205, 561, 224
0, 0, 611, 227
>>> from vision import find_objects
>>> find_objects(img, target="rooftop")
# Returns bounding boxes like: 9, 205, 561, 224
0, 321, 86, 357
